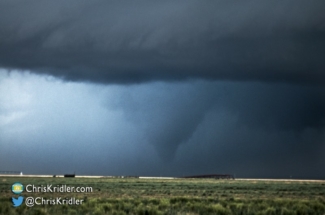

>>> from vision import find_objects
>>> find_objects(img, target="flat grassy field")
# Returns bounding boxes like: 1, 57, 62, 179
1, 177, 325, 215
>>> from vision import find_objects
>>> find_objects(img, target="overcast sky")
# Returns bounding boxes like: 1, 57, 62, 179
0, 1, 324, 179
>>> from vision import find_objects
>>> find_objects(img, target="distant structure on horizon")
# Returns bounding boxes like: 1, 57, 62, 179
0, 170, 22, 175
64, 172, 76, 177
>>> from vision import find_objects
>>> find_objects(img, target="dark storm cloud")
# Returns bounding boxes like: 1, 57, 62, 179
1, 0, 325, 179
117, 82, 219, 161
1, 72, 325, 178
0, 0, 325, 84
224, 83, 325, 131
118, 81, 325, 165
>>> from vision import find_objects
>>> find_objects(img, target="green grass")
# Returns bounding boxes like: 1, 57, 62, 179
1, 177, 325, 214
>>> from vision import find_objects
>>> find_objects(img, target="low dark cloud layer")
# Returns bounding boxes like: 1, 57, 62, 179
0, 71, 324, 178
0, 1, 325, 84
119, 81, 325, 165
105, 80, 325, 178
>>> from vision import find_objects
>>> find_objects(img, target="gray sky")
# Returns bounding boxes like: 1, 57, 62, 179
0, 1, 324, 179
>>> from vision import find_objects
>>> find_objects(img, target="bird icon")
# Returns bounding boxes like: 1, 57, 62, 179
12, 196, 24, 207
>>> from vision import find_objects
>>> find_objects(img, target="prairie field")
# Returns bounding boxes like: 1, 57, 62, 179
1, 177, 325, 215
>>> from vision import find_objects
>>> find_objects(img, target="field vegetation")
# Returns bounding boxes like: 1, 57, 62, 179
1, 177, 325, 215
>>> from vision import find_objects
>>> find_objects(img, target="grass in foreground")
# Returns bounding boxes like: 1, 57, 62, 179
1, 177, 325, 215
